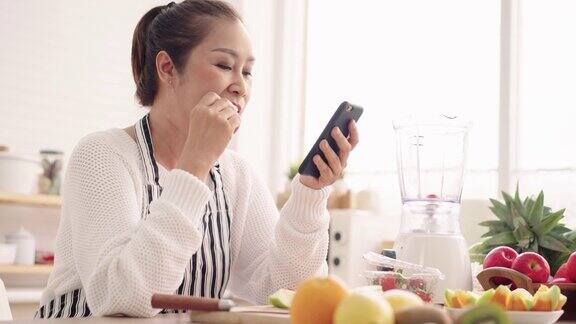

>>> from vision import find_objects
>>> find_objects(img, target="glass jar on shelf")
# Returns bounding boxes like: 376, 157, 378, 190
38, 149, 64, 195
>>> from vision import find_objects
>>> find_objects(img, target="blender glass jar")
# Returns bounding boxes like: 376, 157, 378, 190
393, 116, 471, 234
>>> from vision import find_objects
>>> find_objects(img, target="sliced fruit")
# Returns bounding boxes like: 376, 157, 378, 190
491, 285, 512, 310
532, 285, 561, 311
557, 294, 568, 311
447, 290, 479, 308
458, 304, 511, 324
444, 289, 455, 308
415, 290, 432, 303
476, 288, 495, 305
379, 276, 397, 291
508, 288, 533, 311
268, 289, 295, 309
408, 278, 425, 290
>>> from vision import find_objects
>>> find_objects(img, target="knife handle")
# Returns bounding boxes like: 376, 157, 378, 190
151, 294, 234, 311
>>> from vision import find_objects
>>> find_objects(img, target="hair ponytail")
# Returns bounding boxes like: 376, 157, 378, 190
130, 1, 242, 107
131, 5, 165, 106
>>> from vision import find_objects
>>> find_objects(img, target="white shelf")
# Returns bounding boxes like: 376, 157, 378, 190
0, 192, 61, 208
0, 264, 53, 275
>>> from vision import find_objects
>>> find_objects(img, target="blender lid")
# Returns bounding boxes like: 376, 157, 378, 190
392, 114, 472, 131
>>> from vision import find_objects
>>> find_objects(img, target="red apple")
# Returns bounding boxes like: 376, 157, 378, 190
554, 263, 569, 279
483, 246, 518, 285
511, 252, 550, 283
567, 252, 576, 282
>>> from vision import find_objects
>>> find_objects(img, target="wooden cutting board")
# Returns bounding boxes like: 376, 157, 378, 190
189, 305, 290, 324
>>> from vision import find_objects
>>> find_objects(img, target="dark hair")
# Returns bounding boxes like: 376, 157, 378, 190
131, 0, 242, 106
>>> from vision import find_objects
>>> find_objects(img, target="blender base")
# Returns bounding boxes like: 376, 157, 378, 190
394, 233, 472, 304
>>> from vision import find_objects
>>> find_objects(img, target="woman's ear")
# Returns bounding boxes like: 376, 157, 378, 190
156, 50, 175, 89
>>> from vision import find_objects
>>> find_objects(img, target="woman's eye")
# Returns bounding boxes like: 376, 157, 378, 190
216, 64, 232, 71
243, 71, 252, 77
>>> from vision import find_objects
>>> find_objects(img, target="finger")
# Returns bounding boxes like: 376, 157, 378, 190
313, 154, 333, 182
331, 127, 352, 166
210, 98, 234, 111
319, 139, 342, 175
198, 91, 221, 106
229, 114, 241, 132
219, 105, 238, 120
348, 120, 359, 149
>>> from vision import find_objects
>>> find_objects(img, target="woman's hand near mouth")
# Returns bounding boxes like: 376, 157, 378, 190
176, 91, 241, 181
299, 120, 359, 190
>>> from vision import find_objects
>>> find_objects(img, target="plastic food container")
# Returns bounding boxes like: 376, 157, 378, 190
365, 270, 441, 302
362, 251, 444, 303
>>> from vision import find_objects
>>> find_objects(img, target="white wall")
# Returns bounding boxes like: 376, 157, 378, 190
0, 0, 295, 192
0, 1, 156, 158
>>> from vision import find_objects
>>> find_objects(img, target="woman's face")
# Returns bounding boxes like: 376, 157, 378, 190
173, 18, 254, 117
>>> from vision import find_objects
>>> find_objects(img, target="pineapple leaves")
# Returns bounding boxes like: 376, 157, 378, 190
538, 235, 571, 253
488, 199, 513, 227
478, 185, 576, 274
527, 191, 544, 225
479, 220, 511, 238
549, 231, 574, 247
533, 209, 565, 237
483, 231, 516, 246
512, 224, 533, 248
566, 230, 576, 242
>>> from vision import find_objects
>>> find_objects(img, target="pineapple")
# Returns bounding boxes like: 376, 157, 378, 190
470, 186, 576, 274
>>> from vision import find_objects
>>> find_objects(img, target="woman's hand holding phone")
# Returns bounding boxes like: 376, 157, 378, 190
299, 120, 359, 190
177, 91, 241, 181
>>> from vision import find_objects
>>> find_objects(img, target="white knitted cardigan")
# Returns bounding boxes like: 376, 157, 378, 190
39, 128, 331, 317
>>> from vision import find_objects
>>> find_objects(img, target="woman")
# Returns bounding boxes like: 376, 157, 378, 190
36, 0, 358, 318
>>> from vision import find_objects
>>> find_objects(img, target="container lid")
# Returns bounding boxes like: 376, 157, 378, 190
393, 115, 472, 131
363, 251, 445, 279
39, 149, 64, 155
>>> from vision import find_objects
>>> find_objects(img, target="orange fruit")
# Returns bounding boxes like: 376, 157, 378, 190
290, 276, 349, 324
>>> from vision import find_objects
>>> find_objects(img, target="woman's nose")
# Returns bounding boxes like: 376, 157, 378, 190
229, 80, 247, 97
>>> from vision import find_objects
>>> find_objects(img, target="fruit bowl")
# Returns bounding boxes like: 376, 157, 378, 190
446, 307, 564, 324
477, 267, 576, 320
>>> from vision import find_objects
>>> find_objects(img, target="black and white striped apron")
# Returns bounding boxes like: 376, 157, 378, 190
35, 114, 231, 318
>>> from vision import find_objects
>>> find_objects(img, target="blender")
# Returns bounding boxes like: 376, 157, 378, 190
392, 115, 472, 303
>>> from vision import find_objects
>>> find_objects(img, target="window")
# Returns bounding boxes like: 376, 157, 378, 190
305, 0, 575, 227
305, 1, 500, 203
514, 0, 576, 226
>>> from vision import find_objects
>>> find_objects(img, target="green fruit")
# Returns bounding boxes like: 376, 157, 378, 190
476, 288, 495, 305
457, 304, 511, 324
268, 289, 295, 309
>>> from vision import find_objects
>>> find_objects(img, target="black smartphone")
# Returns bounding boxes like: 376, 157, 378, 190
299, 101, 363, 178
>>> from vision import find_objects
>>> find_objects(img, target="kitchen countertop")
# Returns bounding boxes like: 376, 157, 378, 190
2, 311, 295, 324
2, 313, 576, 324
3, 314, 193, 323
